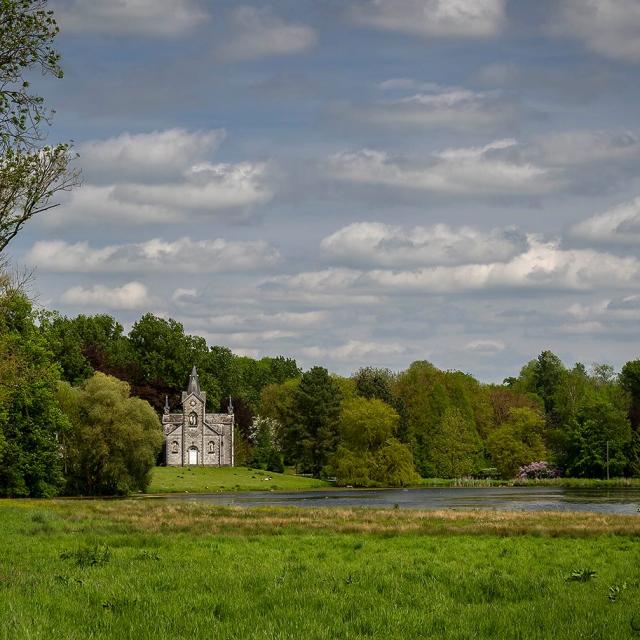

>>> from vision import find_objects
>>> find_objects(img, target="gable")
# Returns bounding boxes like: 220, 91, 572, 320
164, 422, 181, 436
183, 393, 204, 411
204, 420, 223, 436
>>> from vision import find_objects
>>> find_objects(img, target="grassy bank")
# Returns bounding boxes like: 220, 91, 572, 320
420, 477, 640, 488
147, 465, 330, 494
2, 500, 640, 639
147, 466, 640, 494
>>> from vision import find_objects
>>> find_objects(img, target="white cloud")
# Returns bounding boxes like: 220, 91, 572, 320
199, 330, 298, 346
172, 288, 199, 303
566, 295, 640, 327
200, 310, 328, 331
113, 161, 272, 212
328, 140, 556, 196
52, 129, 274, 226
569, 198, 640, 245
301, 340, 406, 361
534, 131, 640, 167
61, 282, 152, 310
50, 185, 181, 226
223, 6, 317, 60
321, 222, 526, 267
54, 0, 208, 38
351, 0, 506, 39
269, 238, 640, 295
555, 0, 640, 62
27, 237, 281, 273
465, 339, 505, 353
558, 321, 606, 335
359, 85, 517, 132
78, 128, 225, 182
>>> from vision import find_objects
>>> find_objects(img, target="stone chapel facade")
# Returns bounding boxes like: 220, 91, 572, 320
163, 367, 234, 467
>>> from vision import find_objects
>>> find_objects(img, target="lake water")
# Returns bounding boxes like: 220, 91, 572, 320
156, 487, 640, 514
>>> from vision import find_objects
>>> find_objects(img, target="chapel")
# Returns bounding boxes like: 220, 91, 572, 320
162, 366, 234, 466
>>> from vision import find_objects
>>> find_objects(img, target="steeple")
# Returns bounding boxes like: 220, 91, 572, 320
187, 366, 201, 396
164, 395, 170, 414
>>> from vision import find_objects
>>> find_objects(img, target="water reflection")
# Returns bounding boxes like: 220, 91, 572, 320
154, 487, 640, 514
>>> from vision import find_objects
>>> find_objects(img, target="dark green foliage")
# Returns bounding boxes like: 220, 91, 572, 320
129, 313, 216, 408
353, 367, 396, 405
38, 312, 133, 385
620, 360, 640, 429
60, 544, 111, 568
565, 397, 631, 478
567, 568, 597, 582
532, 350, 566, 415
249, 416, 283, 472
0, 282, 66, 496
259, 378, 299, 463
292, 367, 342, 476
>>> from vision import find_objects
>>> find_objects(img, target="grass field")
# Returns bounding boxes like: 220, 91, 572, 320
2, 500, 640, 639
147, 465, 330, 493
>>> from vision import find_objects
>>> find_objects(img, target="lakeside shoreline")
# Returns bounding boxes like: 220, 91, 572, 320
144, 466, 640, 495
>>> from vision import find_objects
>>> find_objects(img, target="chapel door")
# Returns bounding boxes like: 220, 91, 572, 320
188, 448, 198, 465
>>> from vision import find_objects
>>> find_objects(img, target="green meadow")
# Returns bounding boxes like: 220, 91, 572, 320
2, 500, 640, 640
147, 466, 329, 493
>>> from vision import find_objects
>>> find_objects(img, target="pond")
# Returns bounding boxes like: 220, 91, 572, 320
154, 486, 640, 514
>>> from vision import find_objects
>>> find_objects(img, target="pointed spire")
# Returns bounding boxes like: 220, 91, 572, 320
187, 366, 201, 396
164, 395, 170, 414
227, 395, 234, 414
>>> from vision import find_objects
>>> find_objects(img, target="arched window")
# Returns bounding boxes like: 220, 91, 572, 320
188, 412, 198, 427
208, 441, 215, 454
171, 441, 179, 454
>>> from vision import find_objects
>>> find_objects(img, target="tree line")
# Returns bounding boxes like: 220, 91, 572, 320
3, 276, 640, 496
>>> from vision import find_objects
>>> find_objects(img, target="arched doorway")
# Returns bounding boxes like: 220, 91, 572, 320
188, 447, 198, 465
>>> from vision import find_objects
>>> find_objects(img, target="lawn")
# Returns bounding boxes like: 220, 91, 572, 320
1, 500, 640, 639
146, 465, 330, 493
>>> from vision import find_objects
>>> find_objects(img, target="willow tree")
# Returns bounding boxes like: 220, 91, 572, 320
0, 0, 79, 253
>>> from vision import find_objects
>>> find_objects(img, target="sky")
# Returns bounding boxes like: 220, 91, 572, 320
10, 0, 640, 381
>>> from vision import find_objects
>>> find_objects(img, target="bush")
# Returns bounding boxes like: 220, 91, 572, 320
517, 461, 560, 480
58, 373, 163, 495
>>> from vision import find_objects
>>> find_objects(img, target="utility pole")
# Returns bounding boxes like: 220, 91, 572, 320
606, 441, 610, 481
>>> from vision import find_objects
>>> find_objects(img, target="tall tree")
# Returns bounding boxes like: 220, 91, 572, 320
620, 360, 640, 430
353, 367, 396, 406
532, 351, 566, 415
128, 313, 217, 411
0, 0, 79, 252
0, 278, 67, 496
292, 367, 342, 476
425, 407, 484, 478
487, 407, 547, 478
332, 395, 418, 487
565, 397, 631, 479
58, 372, 163, 495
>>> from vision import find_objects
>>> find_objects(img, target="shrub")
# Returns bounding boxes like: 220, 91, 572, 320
517, 461, 560, 480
